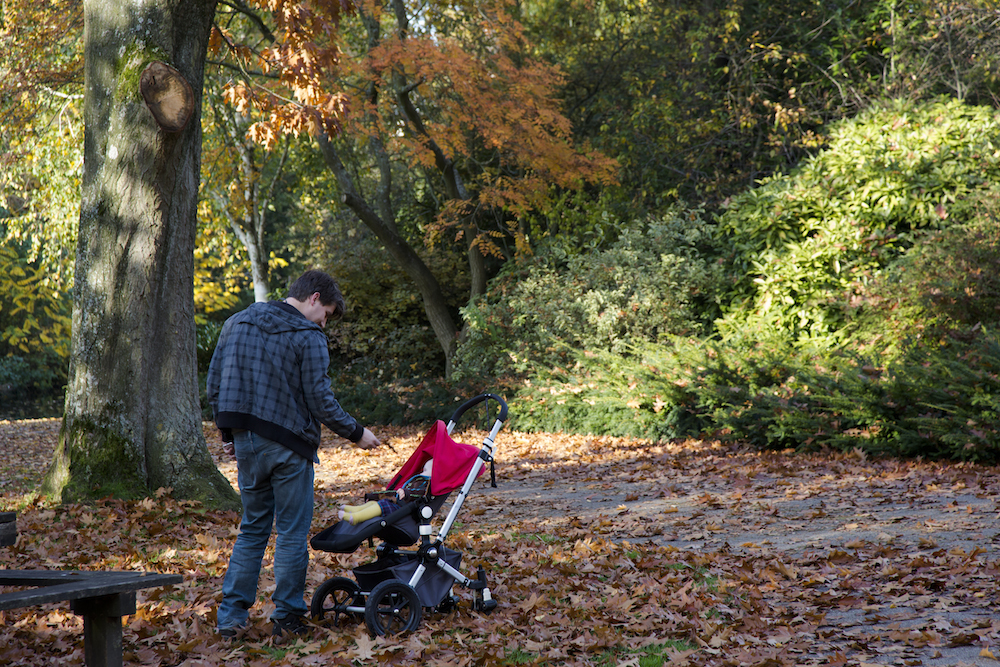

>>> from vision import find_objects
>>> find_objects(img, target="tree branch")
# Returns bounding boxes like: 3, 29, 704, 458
217, 0, 276, 44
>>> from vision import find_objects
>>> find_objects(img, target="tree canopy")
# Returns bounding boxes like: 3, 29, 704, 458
214, 0, 617, 372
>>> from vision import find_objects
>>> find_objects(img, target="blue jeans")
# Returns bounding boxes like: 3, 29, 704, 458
217, 431, 314, 630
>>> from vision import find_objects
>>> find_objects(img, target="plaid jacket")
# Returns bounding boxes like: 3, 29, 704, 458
206, 301, 363, 462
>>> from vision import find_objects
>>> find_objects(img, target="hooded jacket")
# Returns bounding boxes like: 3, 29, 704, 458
206, 301, 363, 462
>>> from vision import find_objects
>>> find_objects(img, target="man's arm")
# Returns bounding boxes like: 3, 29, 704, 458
300, 332, 381, 449
205, 318, 233, 421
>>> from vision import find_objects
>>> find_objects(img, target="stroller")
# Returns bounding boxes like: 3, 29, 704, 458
309, 393, 508, 637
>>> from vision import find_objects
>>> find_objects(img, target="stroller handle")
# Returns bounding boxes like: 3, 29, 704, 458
449, 393, 508, 425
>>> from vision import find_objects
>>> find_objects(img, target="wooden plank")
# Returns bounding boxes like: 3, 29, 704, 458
0, 570, 182, 667
0, 570, 132, 586
0, 571, 182, 610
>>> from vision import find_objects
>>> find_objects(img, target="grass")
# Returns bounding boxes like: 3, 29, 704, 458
506, 640, 697, 666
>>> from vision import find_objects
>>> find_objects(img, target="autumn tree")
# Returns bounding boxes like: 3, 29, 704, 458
40, 0, 238, 508
216, 0, 616, 375
0, 0, 84, 387
200, 82, 294, 303
0, 0, 83, 232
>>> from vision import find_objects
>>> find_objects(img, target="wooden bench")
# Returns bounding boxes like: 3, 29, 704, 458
1, 511, 182, 667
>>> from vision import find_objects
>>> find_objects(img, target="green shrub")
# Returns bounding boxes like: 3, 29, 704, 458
494, 99, 1000, 463
502, 319, 1000, 463
700, 334, 1000, 463
507, 339, 708, 439
0, 355, 61, 397
0, 353, 66, 419
840, 188, 1000, 353
716, 98, 1000, 342
454, 205, 724, 381
697, 186, 1000, 462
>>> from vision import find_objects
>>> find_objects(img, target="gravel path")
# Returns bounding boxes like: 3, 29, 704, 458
468, 439, 1000, 667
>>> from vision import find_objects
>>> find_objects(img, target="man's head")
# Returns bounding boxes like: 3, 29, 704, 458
287, 270, 345, 327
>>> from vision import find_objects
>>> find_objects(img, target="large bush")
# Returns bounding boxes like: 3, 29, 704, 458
0, 239, 71, 417
453, 205, 724, 381
703, 176, 1000, 463
715, 98, 1000, 342
502, 99, 1000, 462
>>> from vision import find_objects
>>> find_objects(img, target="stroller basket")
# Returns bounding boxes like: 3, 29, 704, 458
353, 548, 462, 607
310, 393, 508, 637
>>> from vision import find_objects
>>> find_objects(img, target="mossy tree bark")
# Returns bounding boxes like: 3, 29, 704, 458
42, 0, 239, 510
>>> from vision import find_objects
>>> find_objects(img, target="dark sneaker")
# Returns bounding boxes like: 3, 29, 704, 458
271, 615, 309, 640
218, 625, 243, 642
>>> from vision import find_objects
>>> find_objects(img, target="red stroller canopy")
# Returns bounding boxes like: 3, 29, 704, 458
388, 420, 485, 497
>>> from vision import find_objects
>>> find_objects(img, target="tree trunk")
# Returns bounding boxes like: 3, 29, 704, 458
316, 133, 459, 375
42, 0, 239, 510
216, 104, 287, 303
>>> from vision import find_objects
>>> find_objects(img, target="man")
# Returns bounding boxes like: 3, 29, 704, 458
207, 270, 381, 640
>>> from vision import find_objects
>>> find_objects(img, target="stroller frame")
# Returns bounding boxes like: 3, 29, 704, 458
310, 393, 508, 637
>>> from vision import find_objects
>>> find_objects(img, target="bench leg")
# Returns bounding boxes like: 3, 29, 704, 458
70, 592, 136, 667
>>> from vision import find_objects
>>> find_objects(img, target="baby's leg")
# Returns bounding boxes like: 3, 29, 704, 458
340, 502, 377, 512
339, 501, 382, 524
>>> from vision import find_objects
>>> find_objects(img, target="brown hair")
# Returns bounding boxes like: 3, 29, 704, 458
288, 270, 346, 320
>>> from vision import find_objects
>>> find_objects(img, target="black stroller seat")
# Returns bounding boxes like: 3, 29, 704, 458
310, 492, 451, 551
309, 393, 508, 637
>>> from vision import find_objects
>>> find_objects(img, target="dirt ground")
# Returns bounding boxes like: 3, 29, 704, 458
4, 419, 1000, 666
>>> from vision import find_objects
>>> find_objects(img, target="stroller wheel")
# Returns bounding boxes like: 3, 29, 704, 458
311, 576, 362, 626
364, 580, 422, 637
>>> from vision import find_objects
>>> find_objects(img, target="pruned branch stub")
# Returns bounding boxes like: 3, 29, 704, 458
140, 61, 195, 132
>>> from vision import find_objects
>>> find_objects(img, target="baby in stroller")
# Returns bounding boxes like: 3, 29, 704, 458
338, 459, 433, 525
309, 393, 507, 637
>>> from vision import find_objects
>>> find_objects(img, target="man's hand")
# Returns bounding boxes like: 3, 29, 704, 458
355, 427, 381, 450
220, 429, 236, 459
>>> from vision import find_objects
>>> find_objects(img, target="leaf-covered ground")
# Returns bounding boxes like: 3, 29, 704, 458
1, 419, 999, 666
